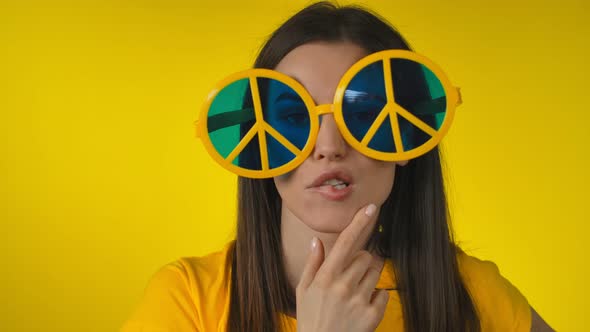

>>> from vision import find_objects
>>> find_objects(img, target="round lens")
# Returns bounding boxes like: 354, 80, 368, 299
341, 56, 448, 156
206, 76, 310, 171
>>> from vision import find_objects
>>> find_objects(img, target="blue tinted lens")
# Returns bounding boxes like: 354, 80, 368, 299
261, 78, 310, 168
342, 61, 397, 152
341, 58, 448, 154
206, 77, 310, 171
390, 58, 446, 151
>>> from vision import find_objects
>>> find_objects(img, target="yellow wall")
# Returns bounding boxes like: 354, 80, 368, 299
1, 0, 587, 330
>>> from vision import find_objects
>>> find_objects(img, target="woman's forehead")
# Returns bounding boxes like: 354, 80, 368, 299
274, 41, 368, 104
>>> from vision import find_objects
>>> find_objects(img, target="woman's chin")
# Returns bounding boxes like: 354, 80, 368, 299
301, 210, 357, 234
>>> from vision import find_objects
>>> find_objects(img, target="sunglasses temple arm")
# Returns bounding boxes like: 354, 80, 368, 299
455, 87, 462, 106
201, 107, 256, 134
411, 97, 445, 115
411, 87, 462, 115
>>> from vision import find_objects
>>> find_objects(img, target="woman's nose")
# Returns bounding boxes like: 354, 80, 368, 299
312, 114, 348, 161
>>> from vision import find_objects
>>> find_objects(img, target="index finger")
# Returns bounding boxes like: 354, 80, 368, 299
319, 203, 378, 274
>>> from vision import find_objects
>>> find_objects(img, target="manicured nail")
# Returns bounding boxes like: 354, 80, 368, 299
365, 204, 377, 217
310, 237, 318, 252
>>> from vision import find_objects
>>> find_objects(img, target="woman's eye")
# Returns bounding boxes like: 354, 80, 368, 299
270, 100, 309, 126
354, 110, 379, 122
349, 104, 383, 121
281, 111, 309, 125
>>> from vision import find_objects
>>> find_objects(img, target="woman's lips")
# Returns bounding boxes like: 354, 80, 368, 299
309, 169, 353, 189
308, 183, 354, 201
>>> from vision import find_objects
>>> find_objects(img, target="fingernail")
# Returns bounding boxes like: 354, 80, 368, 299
310, 237, 318, 252
365, 204, 377, 217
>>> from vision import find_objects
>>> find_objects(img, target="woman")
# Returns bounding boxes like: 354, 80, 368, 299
122, 2, 553, 331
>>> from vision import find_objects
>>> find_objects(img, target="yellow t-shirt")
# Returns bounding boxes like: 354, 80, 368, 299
121, 241, 531, 332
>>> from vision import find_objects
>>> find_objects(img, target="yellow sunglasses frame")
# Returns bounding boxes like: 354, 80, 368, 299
195, 49, 462, 179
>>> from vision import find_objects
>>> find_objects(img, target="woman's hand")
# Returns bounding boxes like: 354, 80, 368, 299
296, 204, 389, 332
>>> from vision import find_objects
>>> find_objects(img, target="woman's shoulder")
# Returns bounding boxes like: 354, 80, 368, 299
150, 240, 235, 300
121, 241, 235, 332
456, 250, 532, 331
174, 240, 235, 282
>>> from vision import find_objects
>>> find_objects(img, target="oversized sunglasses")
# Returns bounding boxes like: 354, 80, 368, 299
194, 49, 462, 179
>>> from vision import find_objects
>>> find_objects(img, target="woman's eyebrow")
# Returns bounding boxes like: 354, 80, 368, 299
274, 91, 302, 103
344, 89, 386, 103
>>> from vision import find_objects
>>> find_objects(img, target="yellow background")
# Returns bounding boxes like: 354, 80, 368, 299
1, 0, 587, 331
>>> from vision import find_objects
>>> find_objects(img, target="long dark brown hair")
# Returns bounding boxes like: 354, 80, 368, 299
227, 2, 480, 331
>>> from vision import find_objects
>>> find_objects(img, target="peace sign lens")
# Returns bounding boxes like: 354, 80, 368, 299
200, 50, 456, 178
336, 54, 450, 161
204, 73, 317, 177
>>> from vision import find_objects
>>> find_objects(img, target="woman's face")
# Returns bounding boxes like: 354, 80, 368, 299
272, 41, 407, 233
